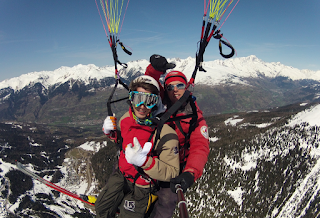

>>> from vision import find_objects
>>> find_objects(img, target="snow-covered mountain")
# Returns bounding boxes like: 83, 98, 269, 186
0, 60, 148, 92
1, 55, 320, 92
1, 101, 320, 217
1, 55, 320, 125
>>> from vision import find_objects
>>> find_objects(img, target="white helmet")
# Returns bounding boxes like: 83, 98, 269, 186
130, 75, 160, 92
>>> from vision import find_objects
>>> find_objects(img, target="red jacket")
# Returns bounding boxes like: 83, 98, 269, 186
172, 102, 210, 181
145, 65, 210, 181
118, 107, 180, 187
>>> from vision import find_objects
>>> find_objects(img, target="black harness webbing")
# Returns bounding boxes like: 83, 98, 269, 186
174, 97, 198, 146
173, 94, 198, 166
151, 90, 194, 147
107, 78, 129, 116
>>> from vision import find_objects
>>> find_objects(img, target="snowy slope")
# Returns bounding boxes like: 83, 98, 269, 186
187, 103, 320, 218
1, 102, 320, 217
0, 140, 107, 217
270, 105, 320, 217
287, 103, 320, 127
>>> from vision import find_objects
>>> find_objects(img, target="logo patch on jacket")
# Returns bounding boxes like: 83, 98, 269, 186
124, 200, 135, 212
200, 126, 209, 139
173, 146, 179, 155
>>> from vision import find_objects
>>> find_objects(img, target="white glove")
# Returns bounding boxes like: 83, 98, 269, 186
102, 116, 117, 135
125, 137, 152, 167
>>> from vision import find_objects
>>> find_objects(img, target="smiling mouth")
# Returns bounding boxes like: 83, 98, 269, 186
138, 111, 147, 115
136, 108, 147, 115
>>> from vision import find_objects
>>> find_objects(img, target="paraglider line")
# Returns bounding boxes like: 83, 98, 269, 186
218, 0, 240, 31
118, 0, 130, 38
204, 0, 210, 16
217, 0, 234, 23
95, 0, 112, 47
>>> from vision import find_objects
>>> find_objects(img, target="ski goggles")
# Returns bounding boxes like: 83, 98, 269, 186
166, 83, 186, 91
129, 91, 159, 109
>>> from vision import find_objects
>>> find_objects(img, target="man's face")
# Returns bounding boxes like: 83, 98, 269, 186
132, 87, 152, 119
166, 81, 186, 104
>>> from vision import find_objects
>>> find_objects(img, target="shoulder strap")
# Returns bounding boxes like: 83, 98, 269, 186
175, 120, 187, 138
151, 90, 192, 146
185, 95, 198, 143
174, 95, 198, 149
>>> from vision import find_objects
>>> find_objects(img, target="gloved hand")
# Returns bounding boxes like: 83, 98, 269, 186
125, 137, 152, 167
170, 172, 195, 193
150, 54, 176, 72
102, 116, 117, 135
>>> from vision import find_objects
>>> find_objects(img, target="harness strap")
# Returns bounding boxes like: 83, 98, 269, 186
167, 113, 195, 123
107, 77, 129, 116
186, 95, 198, 140
166, 94, 198, 146
173, 95, 198, 164
174, 121, 189, 168
175, 121, 187, 138
151, 90, 192, 147
133, 167, 159, 191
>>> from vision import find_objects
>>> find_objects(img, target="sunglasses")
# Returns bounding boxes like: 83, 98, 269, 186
129, 91, 158, 109
166, 83, 186, 91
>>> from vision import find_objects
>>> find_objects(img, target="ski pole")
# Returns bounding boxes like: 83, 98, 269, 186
175, 184, 189, 218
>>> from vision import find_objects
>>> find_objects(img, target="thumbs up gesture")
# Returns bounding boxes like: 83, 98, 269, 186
125, 137, 152, 167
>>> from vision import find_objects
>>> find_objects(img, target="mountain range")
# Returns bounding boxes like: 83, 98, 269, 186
1, 55, 320, 91
0, 55, 320, 126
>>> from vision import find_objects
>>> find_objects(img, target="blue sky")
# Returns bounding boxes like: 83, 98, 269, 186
0, 0, 319, 82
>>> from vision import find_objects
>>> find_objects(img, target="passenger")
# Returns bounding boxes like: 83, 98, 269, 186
95, 75, 180, 218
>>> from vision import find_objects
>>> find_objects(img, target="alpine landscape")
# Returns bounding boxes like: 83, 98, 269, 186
0, 56, 320, 218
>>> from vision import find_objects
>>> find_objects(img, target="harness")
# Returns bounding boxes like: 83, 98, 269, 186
150, 90, 198, 171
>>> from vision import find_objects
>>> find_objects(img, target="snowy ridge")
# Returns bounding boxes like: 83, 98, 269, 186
0, 60, 149, 92
287, 104, 320, 127
169, 55, 320, 86
1, 55, 319, 92
187, 103, 320, 217
0, 64, 116, 92
275, 159, 320, 217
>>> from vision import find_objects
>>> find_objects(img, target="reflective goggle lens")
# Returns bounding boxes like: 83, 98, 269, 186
166, 83, 186, 91
129, 91, 158, 109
